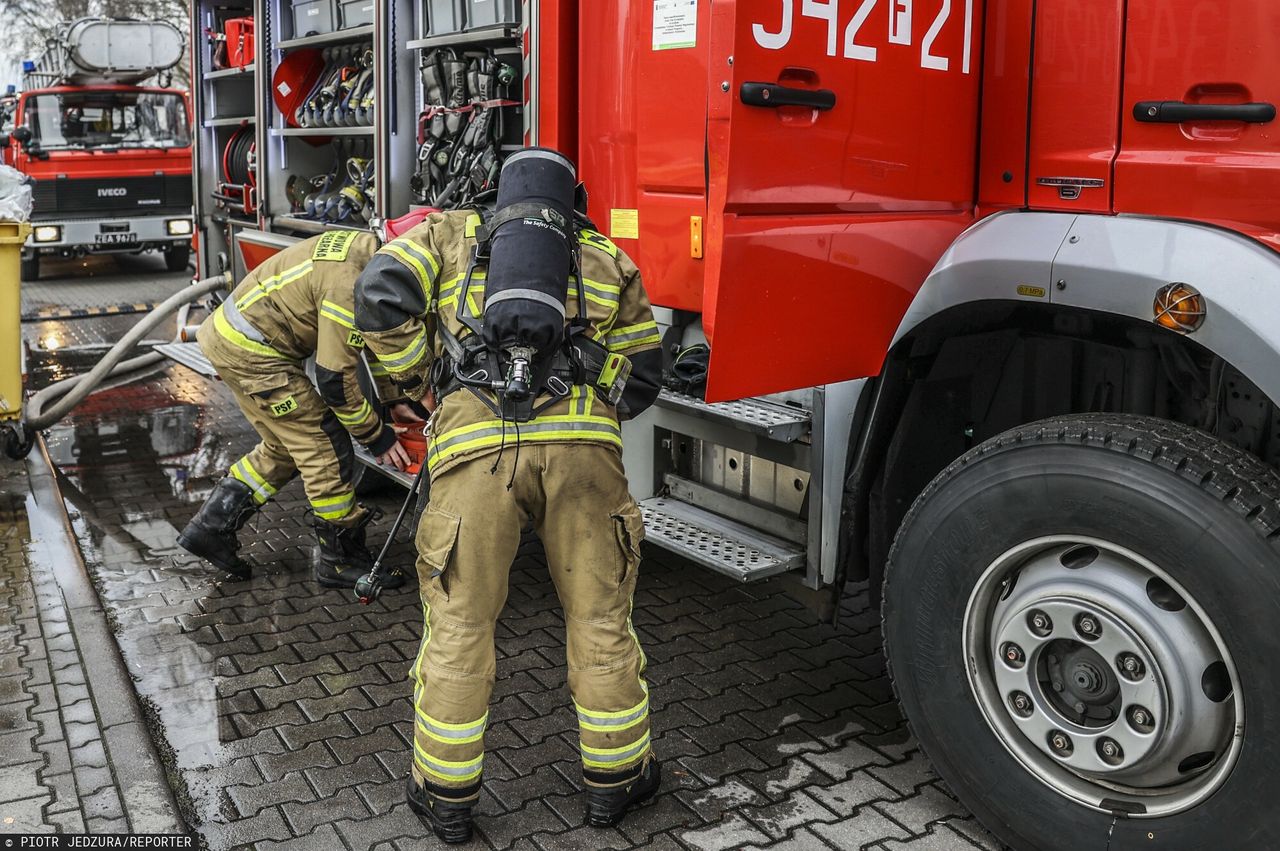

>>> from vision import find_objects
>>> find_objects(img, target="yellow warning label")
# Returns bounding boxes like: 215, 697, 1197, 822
312, 230, 358, 261
1017, 284, 1047, 299
347, 330, 366, 348
610, 208, 640, 240
270, 396, 298, 417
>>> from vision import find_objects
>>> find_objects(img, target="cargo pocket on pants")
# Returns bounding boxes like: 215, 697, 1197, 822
611, 500, 645, 588
241, 371, 299, 418
418, 504, 461, 601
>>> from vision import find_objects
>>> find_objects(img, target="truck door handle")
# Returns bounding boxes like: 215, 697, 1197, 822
1134, 100, 1276, 124
740, 82, 836, 111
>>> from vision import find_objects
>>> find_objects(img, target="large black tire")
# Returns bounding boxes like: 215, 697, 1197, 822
165, 244, 191, 273
883, 414, 1280, 851
20, 252, 38, 281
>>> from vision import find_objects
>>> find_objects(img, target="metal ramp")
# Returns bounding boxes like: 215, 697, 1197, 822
639, 496, 804, 582
153, 342, 218, 378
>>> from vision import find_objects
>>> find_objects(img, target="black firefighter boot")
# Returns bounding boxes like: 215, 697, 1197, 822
177, 477, 257, 579
311, 507, 407, 590
406, 777, 475, 844
585, 759, 662, 828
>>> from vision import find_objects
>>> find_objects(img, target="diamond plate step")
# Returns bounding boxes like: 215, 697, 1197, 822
656, 389, 811, 442
640, 496, 804, 582
153, 342, 218, 378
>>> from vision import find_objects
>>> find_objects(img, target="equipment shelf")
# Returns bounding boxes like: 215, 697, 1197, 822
270, 126, 375, 136
272, 215, 373, 234
204, 116, 255, 127
278, 25, 375, 50
206, 64, 256, 80
407, 26, 518, 50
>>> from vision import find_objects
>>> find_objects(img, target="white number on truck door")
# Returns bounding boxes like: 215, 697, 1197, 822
754, 0, 975, 73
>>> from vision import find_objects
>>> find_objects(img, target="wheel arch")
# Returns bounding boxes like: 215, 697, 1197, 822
839, 211, 1280, 594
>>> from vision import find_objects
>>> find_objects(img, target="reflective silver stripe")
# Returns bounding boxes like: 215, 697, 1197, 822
581, 280, 620, 304
391, 238, 439, 283
608, 326, 658, 346
221, 298, 269, 343
503, 147, 576, 177
380, 330, 428, 370
581, 732, 652, 766
484, 289, 566, 319
419, 715, 487, 741
577, 698, 649, 729
311, 492, 355, 518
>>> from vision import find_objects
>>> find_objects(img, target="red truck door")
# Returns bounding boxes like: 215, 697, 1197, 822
1114, 2, 1280, 249
702, 0, 983, 400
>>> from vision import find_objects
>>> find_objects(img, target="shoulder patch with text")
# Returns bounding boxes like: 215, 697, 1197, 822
270, 396, 298, 417
312, 231, 359, 262
347, 330, 366, 348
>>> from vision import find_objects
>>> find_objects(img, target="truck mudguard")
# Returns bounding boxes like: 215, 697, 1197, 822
894, 211, 1280, 408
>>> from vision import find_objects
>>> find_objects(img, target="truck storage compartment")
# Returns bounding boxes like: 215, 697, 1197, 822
292, 0, 338, 38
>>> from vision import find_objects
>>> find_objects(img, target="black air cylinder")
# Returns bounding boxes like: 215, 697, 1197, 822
481, 148, 577, 361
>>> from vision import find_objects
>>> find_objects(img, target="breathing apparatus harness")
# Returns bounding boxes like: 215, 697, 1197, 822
426, 151, 631, 427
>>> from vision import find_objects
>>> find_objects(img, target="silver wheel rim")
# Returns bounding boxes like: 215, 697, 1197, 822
963, 536, 1243, 818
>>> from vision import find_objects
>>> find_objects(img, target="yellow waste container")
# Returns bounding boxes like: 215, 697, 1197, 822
0, 221, 32, 423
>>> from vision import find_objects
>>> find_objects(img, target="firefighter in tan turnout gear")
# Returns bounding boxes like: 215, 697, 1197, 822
178, 230, 419, 589
354, 149, 663, 843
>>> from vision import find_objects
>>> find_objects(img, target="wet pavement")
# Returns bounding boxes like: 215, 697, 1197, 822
7, 296, 1003, 847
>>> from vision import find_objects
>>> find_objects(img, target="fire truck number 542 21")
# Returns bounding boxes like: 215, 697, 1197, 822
753, 0, 975, 74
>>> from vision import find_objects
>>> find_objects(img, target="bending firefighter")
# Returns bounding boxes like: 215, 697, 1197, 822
179, 230, 419, 589
354, 149, 663, 843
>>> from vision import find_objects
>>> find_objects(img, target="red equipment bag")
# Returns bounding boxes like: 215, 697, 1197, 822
225, 18, 254, 69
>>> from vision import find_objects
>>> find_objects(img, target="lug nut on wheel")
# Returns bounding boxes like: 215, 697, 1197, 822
1075, 613, 1102, 640
1098, 737, 1124, 765
1128, 705, 1154, 732
1117, 653, 1145, 681
1001, 642, 1026, 668
1048, 730, 1073, 757
1009, 691, 1033, 717
1028, 610, 1053, 637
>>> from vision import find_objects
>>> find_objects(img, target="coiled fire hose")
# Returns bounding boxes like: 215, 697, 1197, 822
4, 273, 232, 459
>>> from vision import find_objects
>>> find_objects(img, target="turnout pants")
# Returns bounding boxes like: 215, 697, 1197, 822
410, 442, 652, 799
198, 323, 361, 526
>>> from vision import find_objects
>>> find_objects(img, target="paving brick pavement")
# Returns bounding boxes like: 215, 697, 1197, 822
31, 348, 1005, 850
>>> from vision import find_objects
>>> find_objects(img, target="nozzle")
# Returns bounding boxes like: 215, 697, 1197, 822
354, 572, 381, 605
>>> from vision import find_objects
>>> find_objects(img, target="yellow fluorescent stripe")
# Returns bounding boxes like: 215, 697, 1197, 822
335, 400, 373, 425
578, 714, 647, 734
321, 302, 356, 329
413, 740, 484, 781
428, 431, 621, 470
580, 731, 651, 757
382, 328, 427, 370
383, 243, 436, 296
213, 311, 289, 359
312, 491, 355, 509
235, 260, 313, 310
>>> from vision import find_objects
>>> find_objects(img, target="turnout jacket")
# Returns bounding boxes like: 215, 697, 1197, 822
211, 230, 402, 454
354, 209, 663, 477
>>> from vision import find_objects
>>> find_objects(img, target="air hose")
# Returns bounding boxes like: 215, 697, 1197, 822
3, 272, 232, 459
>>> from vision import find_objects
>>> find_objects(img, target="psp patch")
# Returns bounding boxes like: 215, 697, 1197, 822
270, 396, 298, 417
347, 330, 365, 348
312, 230, 358, 262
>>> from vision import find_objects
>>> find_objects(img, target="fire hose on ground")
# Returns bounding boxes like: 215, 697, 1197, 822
2, 272, 233, 460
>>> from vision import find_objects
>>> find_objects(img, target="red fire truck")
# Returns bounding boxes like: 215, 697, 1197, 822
3, 19, 195, 281
187, 2, 1280, 846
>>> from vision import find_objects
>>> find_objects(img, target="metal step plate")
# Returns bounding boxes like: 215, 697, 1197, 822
656, 389, 811, 442
153, 342, 218, 378
640, 496, 805, 582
